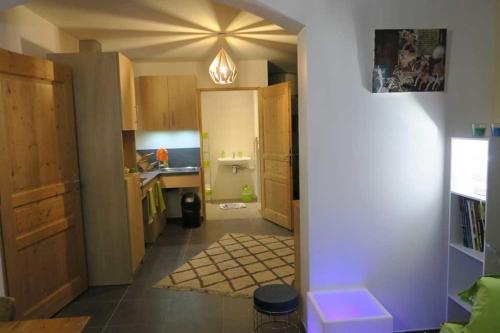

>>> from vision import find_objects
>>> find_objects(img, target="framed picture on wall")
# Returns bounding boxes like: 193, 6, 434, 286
372, 29, 447, 93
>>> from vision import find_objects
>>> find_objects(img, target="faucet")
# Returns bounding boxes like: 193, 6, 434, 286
232, 152, 236, 158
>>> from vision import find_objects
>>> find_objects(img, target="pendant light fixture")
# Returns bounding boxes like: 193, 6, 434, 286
209, 48, 237, 84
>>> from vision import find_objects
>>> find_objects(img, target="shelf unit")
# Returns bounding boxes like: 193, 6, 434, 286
446, 138, 500, 322
449, 243, 485, 262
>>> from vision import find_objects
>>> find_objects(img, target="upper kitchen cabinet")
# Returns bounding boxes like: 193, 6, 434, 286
139, 75, 198, 130
139, 76, 169, 130
119, 53, 138, 130
168, 75, 198, 129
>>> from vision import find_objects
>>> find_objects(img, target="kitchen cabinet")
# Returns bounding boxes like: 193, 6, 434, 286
49, 47, 144, 285
139, 75, 198, 130
119, 53, 138, 130
143, 205, 165, 244
159, 174, 201, 188
139, 76, 168, 130
140, 178, 166, 243
125, 173, 145, 273
167, 75, 198, 129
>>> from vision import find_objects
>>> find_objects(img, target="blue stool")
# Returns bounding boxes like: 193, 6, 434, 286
253, 284, 300, 332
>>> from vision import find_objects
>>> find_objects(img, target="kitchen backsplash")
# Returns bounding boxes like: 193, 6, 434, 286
137, 148, 200, 167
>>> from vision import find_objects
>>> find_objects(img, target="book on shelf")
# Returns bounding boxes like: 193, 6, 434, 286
458, 196, 485, 252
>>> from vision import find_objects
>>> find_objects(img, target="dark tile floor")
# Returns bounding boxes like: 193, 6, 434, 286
55, 218, 293, 333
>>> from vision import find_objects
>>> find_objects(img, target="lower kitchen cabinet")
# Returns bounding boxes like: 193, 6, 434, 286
125, 173, 145, 273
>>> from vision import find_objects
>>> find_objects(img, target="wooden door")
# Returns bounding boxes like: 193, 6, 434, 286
259, 82, 293, 230
0, 49, 87, 319
139, 76, 169, 130
125, 173, 145, 273
119, 53, 137, 130
167, 75, 198, 129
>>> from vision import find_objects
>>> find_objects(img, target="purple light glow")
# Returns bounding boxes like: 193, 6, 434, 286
311, 289, 387, 322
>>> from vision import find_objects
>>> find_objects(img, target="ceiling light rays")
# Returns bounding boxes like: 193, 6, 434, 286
140, 0, 221, 32
211, 2, 241, 33
124, 35, 218, 60
225, 35, 296, 58
232, 33, 297, 45
29, 0, 217, 34
234, 24, 285, 34
27, 0, 298, 71
164, 36, 219, 58
91, 32, 213, 53
225, 10, 264, 32
64, 28, 211, 40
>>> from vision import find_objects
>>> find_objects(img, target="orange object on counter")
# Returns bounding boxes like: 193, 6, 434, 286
156, 148, 169, 166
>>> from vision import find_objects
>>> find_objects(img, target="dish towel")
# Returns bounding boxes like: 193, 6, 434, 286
154, 181, 166, 213
147, 188, 157, 224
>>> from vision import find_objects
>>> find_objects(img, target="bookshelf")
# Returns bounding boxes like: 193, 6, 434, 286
446, 138, 500, 322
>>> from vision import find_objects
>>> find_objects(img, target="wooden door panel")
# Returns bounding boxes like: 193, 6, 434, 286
11, 181, 79, 208
259, 82, 292, 230
0, 49, 87, 319
14, 191, 80, 249
263, 178, 291, 228
263, 158, 290, 177
18, 223, 85, 318
262, 97, 290, 153
3, 79, 57, 192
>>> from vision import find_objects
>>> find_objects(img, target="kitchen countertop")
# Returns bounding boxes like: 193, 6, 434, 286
139, 167, 200, 187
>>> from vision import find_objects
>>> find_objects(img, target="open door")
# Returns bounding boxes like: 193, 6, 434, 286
0, 49, 87, 319
259, 82, 293, 230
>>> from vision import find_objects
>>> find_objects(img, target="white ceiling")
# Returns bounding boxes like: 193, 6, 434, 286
27, 0, 297, 71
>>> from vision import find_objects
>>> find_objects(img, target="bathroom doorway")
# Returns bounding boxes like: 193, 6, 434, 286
199, 88, 262, 221
198, 82, 296, 230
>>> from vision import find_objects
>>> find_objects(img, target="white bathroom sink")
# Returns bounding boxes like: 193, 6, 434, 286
217, 156, 251, 166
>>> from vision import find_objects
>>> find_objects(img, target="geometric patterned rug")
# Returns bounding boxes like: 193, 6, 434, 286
154, 233, 295, 298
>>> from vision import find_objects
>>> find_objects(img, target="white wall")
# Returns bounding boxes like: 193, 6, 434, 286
0, 5, 79, 297
240, 0, 495, 331
201, 90, 259, 200
0, 5, 78, 58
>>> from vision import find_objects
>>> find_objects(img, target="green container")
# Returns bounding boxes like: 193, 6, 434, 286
241, 185, 254, 203
472, 123, 487, 137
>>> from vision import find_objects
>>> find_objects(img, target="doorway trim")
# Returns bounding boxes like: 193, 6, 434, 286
197, 87, 261, 220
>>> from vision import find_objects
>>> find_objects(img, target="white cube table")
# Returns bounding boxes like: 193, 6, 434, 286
307, 288, 393, 333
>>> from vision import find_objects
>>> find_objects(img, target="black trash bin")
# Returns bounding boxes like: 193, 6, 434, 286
181, 192, 201, 228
